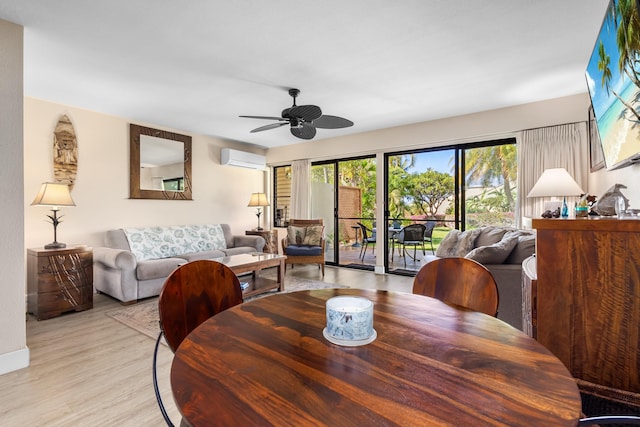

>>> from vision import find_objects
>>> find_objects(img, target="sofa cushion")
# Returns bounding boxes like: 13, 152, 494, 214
223, 246, 258, 256
177, 250, 226, 262
123, 224, 227, 261
435, 228, 482, 257
505, 233, 536, 264
465, 232, 520, 264
136, 257, 186, 281
285, 245, 322, 256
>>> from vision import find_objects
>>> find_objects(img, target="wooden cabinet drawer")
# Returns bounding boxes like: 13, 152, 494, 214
33, 286, 93, 320
35, 251, 92, 274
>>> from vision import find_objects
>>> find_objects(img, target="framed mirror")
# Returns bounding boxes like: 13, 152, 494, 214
129, 124, 192, 200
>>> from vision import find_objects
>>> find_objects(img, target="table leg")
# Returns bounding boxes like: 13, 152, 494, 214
277, 259, 285, 292
351, 227, 361, 247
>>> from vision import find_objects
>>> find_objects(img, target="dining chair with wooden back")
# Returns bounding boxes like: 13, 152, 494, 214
578, 378, 640, 426
579, 416, 640, 425
413, 257, 499, 317
153, 260, 243, 426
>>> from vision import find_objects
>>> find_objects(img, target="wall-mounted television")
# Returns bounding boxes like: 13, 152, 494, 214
586, 0, 640, 170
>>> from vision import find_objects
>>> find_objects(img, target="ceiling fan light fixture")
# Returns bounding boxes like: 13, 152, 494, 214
240, 88, 353, 140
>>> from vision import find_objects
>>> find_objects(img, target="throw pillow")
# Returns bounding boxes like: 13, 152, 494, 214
454, 228, 482, 257
435, 228, 485, 258
287, 226, 307, 245
435, 229, 461, 257
504, 232, 536, 264
474, 226, 511, 248
302, 225, 324, 246
465, 232, 520, 264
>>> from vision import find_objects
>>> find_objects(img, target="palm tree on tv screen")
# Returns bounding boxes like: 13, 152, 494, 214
598, 0, 640, 120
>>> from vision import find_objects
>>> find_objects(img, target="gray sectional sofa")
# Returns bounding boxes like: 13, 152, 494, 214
93, 224, 265, 304
423, 226, 536, 330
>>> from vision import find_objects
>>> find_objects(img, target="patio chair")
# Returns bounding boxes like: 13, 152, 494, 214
153, 260, 243, 426
424, 220, 436, 254
395, 223, 427, 267
357, 222, 376, 260
413, 257, 499, 317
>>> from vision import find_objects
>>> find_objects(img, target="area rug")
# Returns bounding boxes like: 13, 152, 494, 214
105, 276, 347, 342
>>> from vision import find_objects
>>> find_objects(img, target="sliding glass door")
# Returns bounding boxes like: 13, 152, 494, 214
311, 156, 376, 268
386, 138, 516, 274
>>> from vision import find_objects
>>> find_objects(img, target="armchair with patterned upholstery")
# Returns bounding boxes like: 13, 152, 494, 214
281, 219, 325, 275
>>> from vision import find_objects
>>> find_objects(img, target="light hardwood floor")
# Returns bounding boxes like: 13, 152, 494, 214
0, 266, 413, 426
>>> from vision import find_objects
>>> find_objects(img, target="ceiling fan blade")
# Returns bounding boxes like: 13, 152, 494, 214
240, 115, 286, 121
288, 105, 322, 122
251, 122, 289, 133
312, 115, 354, 129
291, 123, 316, 140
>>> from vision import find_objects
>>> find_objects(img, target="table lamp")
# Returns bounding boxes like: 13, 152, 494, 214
527, 168, 583, 218
31, 182, 76, 249
247, 192, 270, 230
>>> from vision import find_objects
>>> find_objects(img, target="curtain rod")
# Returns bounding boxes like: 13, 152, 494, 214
519, 120, 587, 133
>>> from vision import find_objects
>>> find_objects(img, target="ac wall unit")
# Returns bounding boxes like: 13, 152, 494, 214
220, 148, 266, 170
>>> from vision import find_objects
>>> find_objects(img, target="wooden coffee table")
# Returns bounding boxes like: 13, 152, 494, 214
215, 252, 286, 299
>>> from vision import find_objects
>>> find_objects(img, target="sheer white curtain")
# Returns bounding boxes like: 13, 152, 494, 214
518, 122, 588, 223
290, 159, 310, 219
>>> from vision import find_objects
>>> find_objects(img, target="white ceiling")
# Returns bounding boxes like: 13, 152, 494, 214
0, 1, 609, 149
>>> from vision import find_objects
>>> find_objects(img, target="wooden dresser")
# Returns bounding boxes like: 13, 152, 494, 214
532, 218, 640, 395
27, 245, 93, 320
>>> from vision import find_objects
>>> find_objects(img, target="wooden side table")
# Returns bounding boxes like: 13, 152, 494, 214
246, 229, 278, 254
27, 245, 93, 320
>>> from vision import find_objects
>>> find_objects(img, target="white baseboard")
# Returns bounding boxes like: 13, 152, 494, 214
0, 347, 30, 376
374, 265, 386, 275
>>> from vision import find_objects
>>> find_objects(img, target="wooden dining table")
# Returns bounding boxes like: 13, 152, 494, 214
170, 289, 581, 426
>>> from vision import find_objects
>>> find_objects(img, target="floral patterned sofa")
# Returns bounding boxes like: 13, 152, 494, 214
93, 224, 265, 304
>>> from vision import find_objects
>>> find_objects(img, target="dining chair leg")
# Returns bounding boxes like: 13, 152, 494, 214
359, 242, 365, 260
579, 415, 640, 425
153, 331, 176, 427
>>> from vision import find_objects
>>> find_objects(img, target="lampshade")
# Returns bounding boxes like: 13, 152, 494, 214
247, 192, 270, 207
527, 168, 584, 198
31, 182, 76, 207
31, 182, 75, 249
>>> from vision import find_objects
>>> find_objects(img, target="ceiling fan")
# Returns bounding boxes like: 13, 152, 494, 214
240, 88, 354, 140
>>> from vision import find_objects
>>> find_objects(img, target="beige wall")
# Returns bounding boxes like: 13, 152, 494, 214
0, 19, 27, 375
589, 164, 640, 204
24, 98, 268, 250
267, 94, 589, 163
